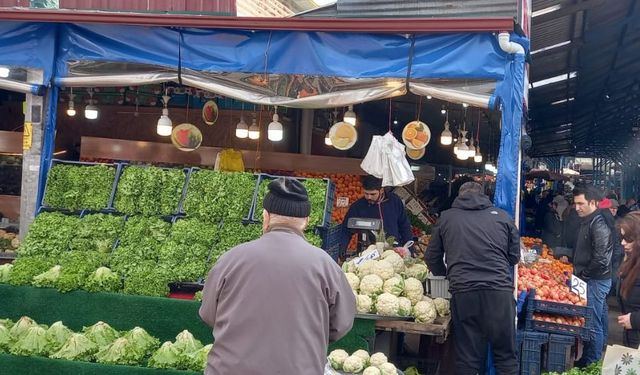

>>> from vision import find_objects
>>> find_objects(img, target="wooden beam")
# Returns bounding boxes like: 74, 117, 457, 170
0, 130, 22, 154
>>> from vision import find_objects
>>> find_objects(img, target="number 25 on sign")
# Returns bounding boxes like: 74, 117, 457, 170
570, 275, 588, 301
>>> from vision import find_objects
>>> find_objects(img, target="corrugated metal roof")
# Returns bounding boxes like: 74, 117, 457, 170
336, 0, 517, 18
0, 0, 236, 14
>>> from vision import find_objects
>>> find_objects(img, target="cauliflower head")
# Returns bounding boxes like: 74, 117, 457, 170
345, 273, 360, 292
363, 366, 382, 375
342, 355, 365, 373
402, 278, 425, 305
352, 349, 370, 365
356, 295, 373, 314
405, 262, 429, 282
383, 276, 405, 296
369, 352, 388, 367
373, 260, 395, 281
382, 250, 405, 273
359, 274, 384, 296
397, 297, 413, 317
413, 298, 437, 324
342, 260, 357, 274
375, 293, 400, 316
433, 297, 451, 317
328, 349, 349, 370
379, 362, 397, 375
357, 260, 376, 278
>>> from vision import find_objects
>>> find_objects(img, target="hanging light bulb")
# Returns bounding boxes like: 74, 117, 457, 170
426, 95, 432, 100
462, 102, 469, 108
456, 130, 469, 160
84, 89, 99, 120
0, 67, 9, 78
324, 132, 332, 146
466, 139, 477, 159
440, 114, 452, 145
474, 144, 483, 163
248, 118, 260, 140
441, 105, 447, 115
66, 89, 76, 117
156, 94, 173, 136
235, 116, 248, 139
267, 106, 283, 141
343, 105, 356, 126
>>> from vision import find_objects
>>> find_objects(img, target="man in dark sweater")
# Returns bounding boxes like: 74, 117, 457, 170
425, 182, 520, 375
340, 175, 413, 251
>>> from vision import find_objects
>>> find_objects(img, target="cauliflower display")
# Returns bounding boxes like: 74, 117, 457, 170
363, 366, 382, 375
433, 297, 451, 317
405, 262, 429, 282
359, 274, 384, 296
375, 293, 400, 316
345, 273, 360, 292
342, 261, 357, 274
381, 250, 405, 273
328, 349, 349, 370
357, 260, 376, 278
413, 298, 437, 324
402, 278, 425, 305
383, 276, 405, 296
356, 295, 373, 314
397, 297, 412, 317
369, 352, 388, 367
352, 349, 370, 365
373, 260, 395, 280
379, 362, 398, 375
342, 355, 365, 373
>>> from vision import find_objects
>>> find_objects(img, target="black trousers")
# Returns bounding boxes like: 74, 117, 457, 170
451, 290, 518, 375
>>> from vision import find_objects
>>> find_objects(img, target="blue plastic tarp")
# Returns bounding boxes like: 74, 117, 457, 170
0, 22, 56, 83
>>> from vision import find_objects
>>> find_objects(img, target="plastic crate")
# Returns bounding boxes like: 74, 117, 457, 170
524, 318, 591, 341
249, 173, 335, 228
524, 289, 593, 341
518, 330, 549, 375
545, 334, 575, 373
527, 289, 591, 317
426, 274, 451, 299
316, 225, 343, 261
41, 159, 120, 212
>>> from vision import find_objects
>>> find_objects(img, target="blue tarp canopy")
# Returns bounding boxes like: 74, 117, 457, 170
0, 21, 525, 218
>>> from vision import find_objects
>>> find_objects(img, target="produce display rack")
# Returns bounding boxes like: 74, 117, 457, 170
524, 316, 591, 341
523, 289, 592, 340
517, 330, 548, 375
526, 289, 592, 317
426, 275, 451, 299
544, 333, 575, 373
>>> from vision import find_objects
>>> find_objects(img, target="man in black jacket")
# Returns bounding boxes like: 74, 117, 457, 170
425, 182, 520, 375
570, 184, 613, 367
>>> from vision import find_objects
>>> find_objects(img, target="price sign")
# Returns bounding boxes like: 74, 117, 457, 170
354, 249, 380, 266
393, 187, 412, 202
406, 199, 423, 215
417, 213, 430, 226
336, 197, 350, 208
570, 275, 588, 300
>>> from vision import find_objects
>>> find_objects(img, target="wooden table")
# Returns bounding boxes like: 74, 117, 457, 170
375, 316, 451, 344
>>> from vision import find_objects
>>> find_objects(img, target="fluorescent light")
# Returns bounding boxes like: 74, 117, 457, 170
551, 97, 575, 105
531, 40, 572, 55
532, 4, 561, 18
531, 72, 577, 89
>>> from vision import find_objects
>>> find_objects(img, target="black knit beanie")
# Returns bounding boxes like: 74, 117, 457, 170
263, 177, 311, 218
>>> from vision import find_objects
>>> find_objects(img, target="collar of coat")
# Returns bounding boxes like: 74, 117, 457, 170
265, 224, 306, 238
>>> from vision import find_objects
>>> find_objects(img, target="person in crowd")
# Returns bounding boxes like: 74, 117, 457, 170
562, 199, 580, 251
628, 198, 639, 212
618, 203, 632, 219
199, 178, 356, 375
542, 195, 567, 249
426, 182, 520, 375
616, 212, 640, 348
535, 190, 552, 235
340, 175, 413, 251
562, 184, 613, 367
601, 199, 624, 297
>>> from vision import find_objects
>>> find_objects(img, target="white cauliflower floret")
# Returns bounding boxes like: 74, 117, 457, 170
383, 276, 405, 296
373, 260, 395, 280
402, 278, 425, 305
397, 297, 412, 317
433, 297, 450, 317
359, 274, 384, 296
356, 295, 373, 314
328, 349, 349, 370
382, 250, 405, 273
413, 298, 437, 324
352, 349, 370, 365
342, 355, 365, 373
363, 366, 382, 375
342, 261, 357, 274
357, 260, 376, 278
379, 362, 397, 375
369, 352, 388, 367
375, 293, 400, 316
345, 273, 360, 292
405, 262, 429, 282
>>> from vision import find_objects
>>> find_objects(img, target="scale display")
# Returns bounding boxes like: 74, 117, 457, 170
347, 218, 381, 231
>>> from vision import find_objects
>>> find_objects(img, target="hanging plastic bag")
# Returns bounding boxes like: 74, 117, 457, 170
381, 132, 415, 187
360, 135, 385, 178
215, 149, 245, 172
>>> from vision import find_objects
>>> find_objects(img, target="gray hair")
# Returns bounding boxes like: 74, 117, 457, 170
459, 182, 483, 196
263, 210, 308, 232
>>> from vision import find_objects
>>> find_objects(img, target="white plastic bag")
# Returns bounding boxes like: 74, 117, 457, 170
360, 135, 385, 178
381, 133, 414, 187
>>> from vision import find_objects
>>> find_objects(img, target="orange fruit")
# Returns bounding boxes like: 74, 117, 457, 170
404, 128, 418, 140
408, 123, 418, 129
411, 138, 424, 148
415, 131, 427, 142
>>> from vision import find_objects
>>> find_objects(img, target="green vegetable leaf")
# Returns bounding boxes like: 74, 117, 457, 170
115, 166, 185, 216
50, 333, 98, 362
184, 170, 256, 222
44, 164, 115, 211
18, 212, 80, 257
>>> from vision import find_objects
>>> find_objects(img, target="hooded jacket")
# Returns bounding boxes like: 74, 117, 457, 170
425, 192, 520, 294
572, 210, 613, 280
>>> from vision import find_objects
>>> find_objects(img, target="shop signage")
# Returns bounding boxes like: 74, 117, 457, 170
570, 275, 587, 300
354, 249, 380, 266
406, 199, 423, 215
336, 197, 350, 208
393, 187, 412, 202
23, 122, 32, 150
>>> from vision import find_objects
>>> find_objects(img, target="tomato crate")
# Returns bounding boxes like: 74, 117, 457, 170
517, 330, 548, 375
526, 289, 592, 318
544, 334, 576, 373
524, 318, 591, 341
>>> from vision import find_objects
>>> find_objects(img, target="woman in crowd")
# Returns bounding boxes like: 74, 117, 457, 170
616, 212, 640, 348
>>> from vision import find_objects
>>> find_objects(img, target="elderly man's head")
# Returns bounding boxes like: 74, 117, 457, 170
262, 177, 311, 233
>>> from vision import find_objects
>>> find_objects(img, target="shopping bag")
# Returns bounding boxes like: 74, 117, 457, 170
215, 149, 245, 172
602, 344, 640, 374
380, 132, 414, 187
360, 136, 385, 178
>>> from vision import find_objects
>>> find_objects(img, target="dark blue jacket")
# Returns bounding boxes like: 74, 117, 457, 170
340, 192, 413, 250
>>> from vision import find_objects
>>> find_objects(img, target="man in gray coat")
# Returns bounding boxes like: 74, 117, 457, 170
199, 177, 356, 375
